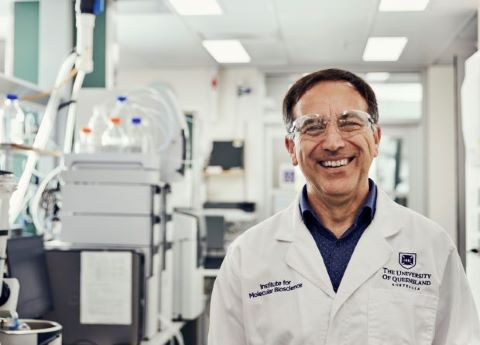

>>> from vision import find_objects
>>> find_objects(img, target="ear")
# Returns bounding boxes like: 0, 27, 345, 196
372, 125, 382, 157
285, 135, 298, 165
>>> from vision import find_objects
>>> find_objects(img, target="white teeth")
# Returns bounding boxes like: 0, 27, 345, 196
320, 159, 349, 167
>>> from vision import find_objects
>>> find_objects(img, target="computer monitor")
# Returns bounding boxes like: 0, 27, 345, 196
6, 235, 52, 318
208, 141, 244, 170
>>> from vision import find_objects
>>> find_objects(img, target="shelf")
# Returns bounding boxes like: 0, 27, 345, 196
0, 143, 62, 157
0, 73, 48, 106
202, 208, 256, 222
203, 168, 244, 177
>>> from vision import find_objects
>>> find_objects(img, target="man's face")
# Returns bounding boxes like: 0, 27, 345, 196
285, 81, 381, 200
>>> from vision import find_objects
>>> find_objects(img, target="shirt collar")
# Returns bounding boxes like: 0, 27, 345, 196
299, 179, 377, 234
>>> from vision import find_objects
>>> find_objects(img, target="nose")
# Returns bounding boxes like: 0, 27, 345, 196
320, 124, 345, 152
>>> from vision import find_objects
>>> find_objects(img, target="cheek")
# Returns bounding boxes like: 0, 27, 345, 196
297, 142, 319, 164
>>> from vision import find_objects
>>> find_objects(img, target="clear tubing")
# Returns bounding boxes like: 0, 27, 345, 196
9, 52, 77, 222
63, 70, 86, 153
128, 86, 187, 152
30, 165, 64, 235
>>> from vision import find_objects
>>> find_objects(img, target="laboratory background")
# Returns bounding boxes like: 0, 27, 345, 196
0, 0, 479, 344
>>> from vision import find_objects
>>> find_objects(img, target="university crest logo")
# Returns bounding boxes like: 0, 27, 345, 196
399, 252, 416, 269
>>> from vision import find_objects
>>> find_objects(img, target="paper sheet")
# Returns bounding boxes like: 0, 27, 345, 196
80, 251, 132, 325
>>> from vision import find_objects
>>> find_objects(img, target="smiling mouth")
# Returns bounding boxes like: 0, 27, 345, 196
319, 157, 354, 168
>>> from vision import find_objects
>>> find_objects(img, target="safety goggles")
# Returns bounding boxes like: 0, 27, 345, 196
287, 110, 375, 140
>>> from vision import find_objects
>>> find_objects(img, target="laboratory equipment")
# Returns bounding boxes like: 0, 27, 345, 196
0, 320, 62, 345
59, 153, 171, 341
6, 236, 53, 318
44, 248, 146, 345
9, 0, 105, 222
0, 172, 62, 345
0, 171, 19, 316
172, 210, 206, 321
204, 215, 225, 269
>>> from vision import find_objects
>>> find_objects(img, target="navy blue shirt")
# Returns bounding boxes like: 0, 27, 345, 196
299, 179, 377, 293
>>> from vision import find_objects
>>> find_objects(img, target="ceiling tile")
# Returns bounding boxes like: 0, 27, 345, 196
114, 0, 478, 70
183, 13, 279, 40
117, 14, 214, 68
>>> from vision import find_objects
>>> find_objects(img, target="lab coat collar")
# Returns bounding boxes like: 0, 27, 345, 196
275, 187, 402, 241
284, 204, 336, 297
278, 188, 403, 305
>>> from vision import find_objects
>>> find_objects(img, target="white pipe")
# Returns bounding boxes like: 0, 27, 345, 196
75, 13, 95, 73
9, 52, 77, 223
63, 70, 86, 153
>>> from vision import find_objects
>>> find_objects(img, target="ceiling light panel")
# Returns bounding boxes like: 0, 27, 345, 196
167, 0, 222, 15
202, 40, 251, 63
379, 0, 429, 12
363, 37, 408, 61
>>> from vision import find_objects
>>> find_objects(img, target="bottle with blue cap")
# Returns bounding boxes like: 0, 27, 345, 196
111, 95, 134, 130
0, 94, 25, 144
127, 116, 152, 153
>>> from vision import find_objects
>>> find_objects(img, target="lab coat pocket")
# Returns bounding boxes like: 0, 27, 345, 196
368, 289, 438, 345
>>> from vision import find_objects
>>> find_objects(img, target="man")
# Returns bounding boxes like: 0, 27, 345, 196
208, 69, 480, 345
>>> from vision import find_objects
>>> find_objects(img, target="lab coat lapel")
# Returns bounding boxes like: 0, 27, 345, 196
281, 200, 335, 298
330, 190, 401, 318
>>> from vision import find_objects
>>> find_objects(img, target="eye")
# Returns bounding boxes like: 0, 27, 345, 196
338, 114, 364, 131
338, 120, 362, 130
300, 118, 326, 135
302, 124, 324, 135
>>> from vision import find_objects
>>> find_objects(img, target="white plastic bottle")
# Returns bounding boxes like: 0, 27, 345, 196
75, 127, 93, 153
23, 112, 38, 146
101, 117, 128, 152
0, 94, 25, 144
128, 117, 143, 153
127, 116, 153, 153
87, 105, 108, 152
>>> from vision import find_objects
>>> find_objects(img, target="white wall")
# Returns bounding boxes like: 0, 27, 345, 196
425, 65, 457, 243
117, 68, 218, 119
211, 68, 265, 207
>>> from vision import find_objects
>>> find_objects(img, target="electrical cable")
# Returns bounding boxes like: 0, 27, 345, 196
58, 100, 77, 111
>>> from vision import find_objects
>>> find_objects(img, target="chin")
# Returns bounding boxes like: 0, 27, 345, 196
315, 179, 357, 197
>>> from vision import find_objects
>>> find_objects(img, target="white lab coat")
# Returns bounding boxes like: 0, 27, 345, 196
208, 189, 480, 345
